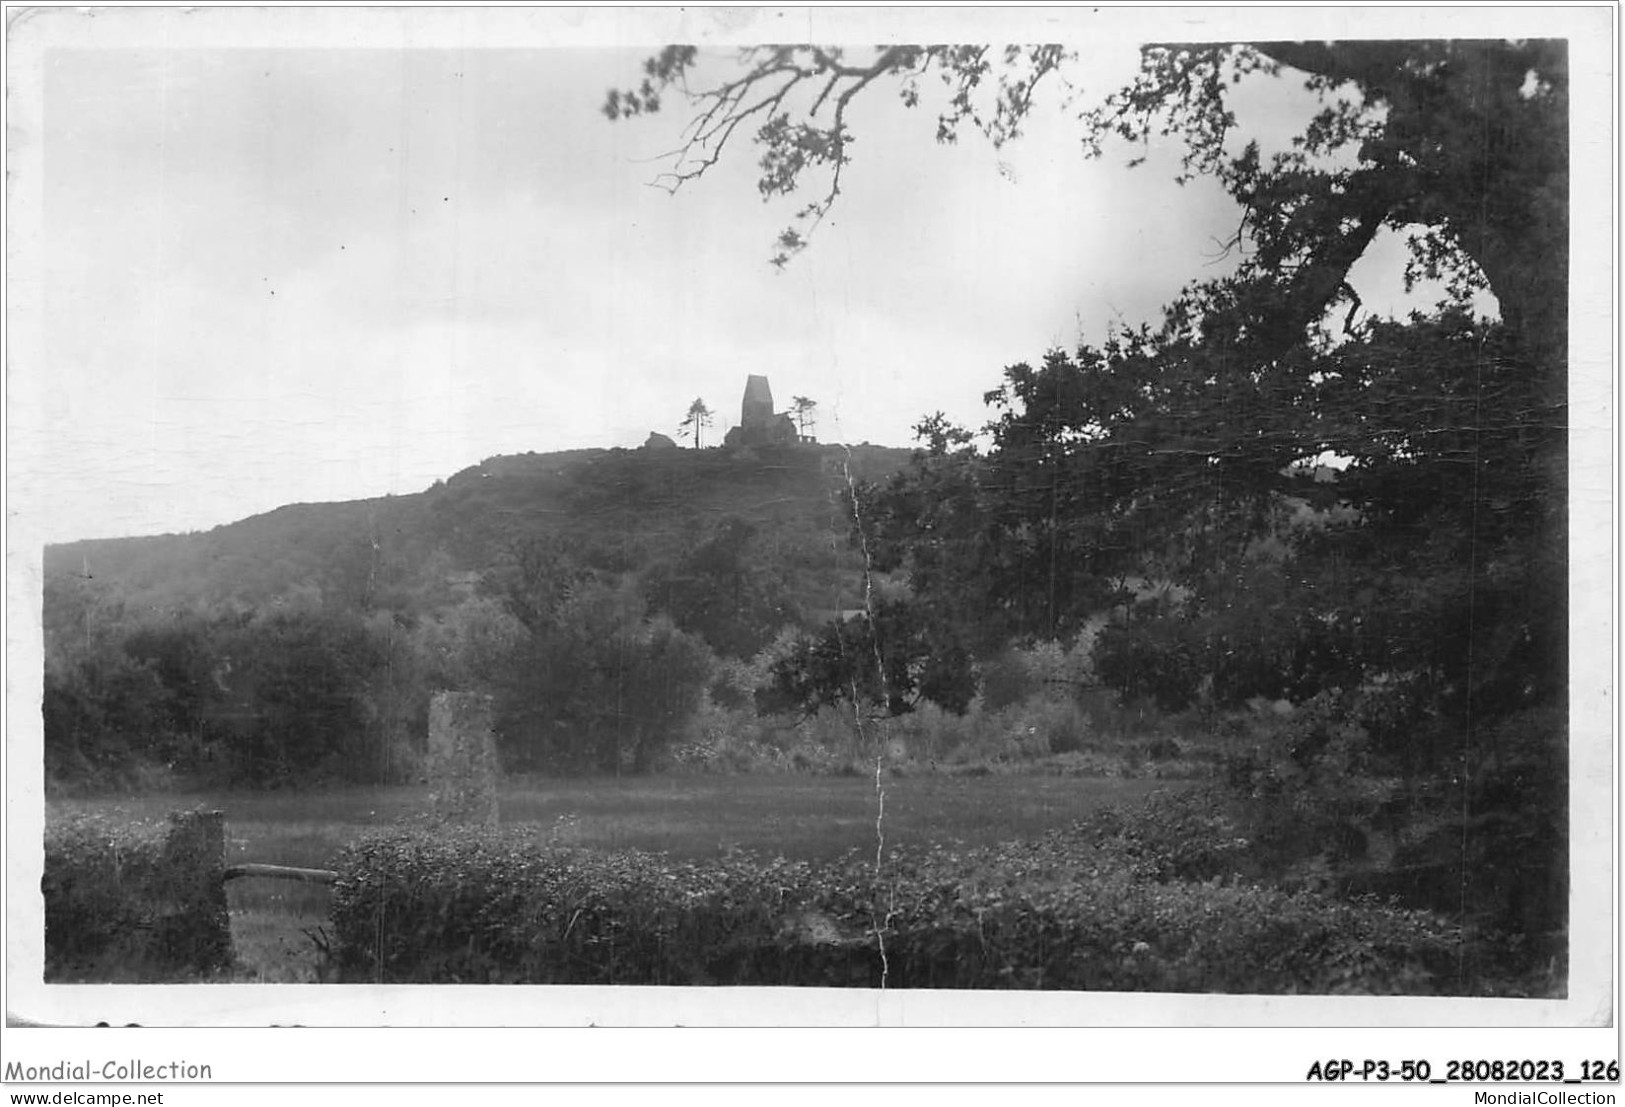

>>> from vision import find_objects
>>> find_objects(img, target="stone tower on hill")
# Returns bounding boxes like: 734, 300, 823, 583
741, 374, 775, 431
726, 374, 800, 448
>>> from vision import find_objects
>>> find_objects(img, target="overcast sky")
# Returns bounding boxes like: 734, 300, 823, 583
5, 0, 1616, 1038
7, 7, 1583, 545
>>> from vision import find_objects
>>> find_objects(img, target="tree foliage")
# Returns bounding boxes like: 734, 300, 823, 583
680, 397, 714, 449
859, 307, 1559, 719
756, 598, 976, 720
43, 593, 420, 790
832, 299, 1566, 951
790, 395, 818, 439
493, 578, 713, 774
40, 444, 906, 790
606, 41, 1567, 387
605, 45, 1071, 268
644, 516, 799, 658
611, 37, 1567, 743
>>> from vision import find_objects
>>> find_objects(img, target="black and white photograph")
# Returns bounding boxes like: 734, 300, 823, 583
4, 4, 1614, 1061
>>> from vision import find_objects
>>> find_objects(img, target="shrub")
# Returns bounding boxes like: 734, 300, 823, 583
883, 703, 980, 764
890, 860, 1467, 994
43, 810, 233, 980
1358, 706, 1567, 947
706, 655, 763, 711
984, 699, 1089, 760
330, 826, 836, 985
980, 637, 1096, 712
1072, 786, 1259, 883
977, 650, 1036, 712
498, 587, 714, 774
328, 810, 1509, 993
1217, 691, 1400, 866
1093, 615, 1205, 711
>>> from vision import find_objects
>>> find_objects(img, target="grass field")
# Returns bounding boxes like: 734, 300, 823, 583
48, 772, 1176, 982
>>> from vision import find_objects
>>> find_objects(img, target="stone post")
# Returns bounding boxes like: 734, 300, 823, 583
427, 691, 501, 826
154, 809, 233, 971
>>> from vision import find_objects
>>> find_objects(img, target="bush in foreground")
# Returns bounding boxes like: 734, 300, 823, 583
43, 810, 233, 980
329, 808, 1506, 993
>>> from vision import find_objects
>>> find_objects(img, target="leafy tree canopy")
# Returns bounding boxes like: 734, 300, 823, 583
644, 516, 801, 659
607, 41, 1567, 389
610, 38, 1568, 733
680, 397, 715, 448
756, 598, 976, 720
857, 306, 1561, 722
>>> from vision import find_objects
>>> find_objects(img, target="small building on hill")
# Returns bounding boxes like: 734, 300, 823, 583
725, 374, 803, 448
642, 431, 678, 451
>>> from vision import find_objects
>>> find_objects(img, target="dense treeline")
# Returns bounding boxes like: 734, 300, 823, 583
45, 578, 426, 789
40, 452, 875, 790
43, 444, 906, 617
45, 568, 752, 794
606, 35, 1569, 821
736, 303, 1563, 951
834, 310, 1561, 722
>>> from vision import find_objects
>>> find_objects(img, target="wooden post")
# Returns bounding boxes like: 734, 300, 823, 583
222, 862, 338, 885
428, 691, 501, 826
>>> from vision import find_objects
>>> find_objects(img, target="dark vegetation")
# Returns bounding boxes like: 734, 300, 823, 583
599, 37, 1570, 988
328, 799, 1524, 992
40, 40, 1569, 994
44, 774, 1175, 983
43, 443, 910, 789
43, 810, 232, 981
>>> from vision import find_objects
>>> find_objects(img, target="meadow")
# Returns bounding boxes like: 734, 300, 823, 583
47, 772, 1175, 983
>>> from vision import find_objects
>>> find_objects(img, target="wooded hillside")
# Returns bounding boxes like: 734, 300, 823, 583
42, 442, 912, 788
46, 443, 911, 619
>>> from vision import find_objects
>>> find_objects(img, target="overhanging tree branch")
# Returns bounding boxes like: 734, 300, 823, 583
606, 44, 1069, 267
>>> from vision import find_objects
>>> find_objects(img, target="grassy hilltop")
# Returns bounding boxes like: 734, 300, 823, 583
44, 442, 914, 622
